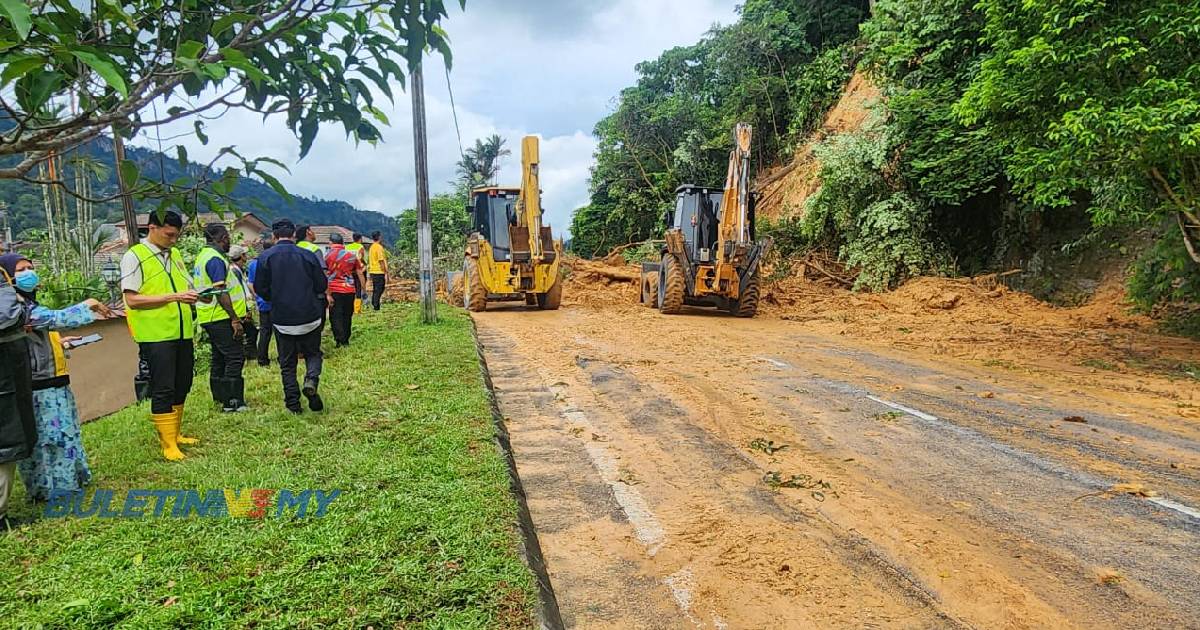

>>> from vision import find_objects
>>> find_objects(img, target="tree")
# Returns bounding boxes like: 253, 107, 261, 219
957, 0, 1200, 260
0, 0, 462, 217
455, 134, 510, 187
568, 0, 868, 258
397, 191, 470, 257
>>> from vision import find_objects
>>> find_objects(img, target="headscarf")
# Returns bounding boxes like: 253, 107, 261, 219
0, 253, 35, 304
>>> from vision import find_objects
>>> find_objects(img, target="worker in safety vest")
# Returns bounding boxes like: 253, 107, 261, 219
119, 210, 200, 461
345, 233, 366, 312
193, 224, 249, 413
295, 224, 326, 269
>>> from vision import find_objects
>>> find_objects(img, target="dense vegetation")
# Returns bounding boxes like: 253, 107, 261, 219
569, 0, 870, 257
570, 0, 1200, 325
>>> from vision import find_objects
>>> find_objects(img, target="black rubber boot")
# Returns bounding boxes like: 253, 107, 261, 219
210, 377, 225, 405
302, 378, 323, 412
224, 377, 249, 413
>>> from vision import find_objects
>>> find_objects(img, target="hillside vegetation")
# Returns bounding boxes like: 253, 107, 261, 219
569, 0, 1200, 330
0, 134, 399, 241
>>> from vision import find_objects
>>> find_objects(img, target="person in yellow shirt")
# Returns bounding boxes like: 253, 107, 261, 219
367, 230, 388, 311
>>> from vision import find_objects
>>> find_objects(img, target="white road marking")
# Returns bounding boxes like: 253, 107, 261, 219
864, 396, 1200, 523
756, 356, 791, 369
555, 391, 666, 556
1148, 496, 1200, 522
664, 568, 702, 627
866, 395, 939, 422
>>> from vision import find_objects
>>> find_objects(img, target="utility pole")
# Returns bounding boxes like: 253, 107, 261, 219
112, 129, 139, 247
0, 202, 11, 252
410, 63, 437, 323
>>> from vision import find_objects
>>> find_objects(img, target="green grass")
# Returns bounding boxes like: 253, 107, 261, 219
0, 304, 536, 629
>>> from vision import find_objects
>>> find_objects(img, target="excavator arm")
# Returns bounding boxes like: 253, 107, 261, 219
513, 135, 545, 260
710, 122, 754, 292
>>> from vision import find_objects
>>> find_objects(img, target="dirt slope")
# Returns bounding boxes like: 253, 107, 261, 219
755, 72, 881, 222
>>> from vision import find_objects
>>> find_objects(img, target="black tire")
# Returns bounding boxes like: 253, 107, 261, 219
732, 272, 760, 318
537, 274, 562, 310
659, 253, 685, 314
463, 257, 487, 312
640, 274, 657, 308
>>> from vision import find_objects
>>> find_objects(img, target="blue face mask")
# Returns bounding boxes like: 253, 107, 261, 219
14, 269, 39, 292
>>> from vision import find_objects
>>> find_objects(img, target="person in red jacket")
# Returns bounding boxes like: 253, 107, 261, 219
324, 233, 365, 348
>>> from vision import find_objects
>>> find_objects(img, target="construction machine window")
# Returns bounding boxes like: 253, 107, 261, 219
472, 192, 516, 261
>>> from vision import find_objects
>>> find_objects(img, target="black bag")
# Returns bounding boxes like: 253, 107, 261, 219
0, 269, 35, 464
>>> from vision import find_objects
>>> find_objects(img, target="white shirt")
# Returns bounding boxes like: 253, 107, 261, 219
120, 238, 193, 293
274, 319, 323, 335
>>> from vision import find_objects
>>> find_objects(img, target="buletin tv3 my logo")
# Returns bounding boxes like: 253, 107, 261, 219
43, 489, 342, 519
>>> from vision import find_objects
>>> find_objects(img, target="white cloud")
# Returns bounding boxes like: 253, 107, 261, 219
133, 0, 738, 236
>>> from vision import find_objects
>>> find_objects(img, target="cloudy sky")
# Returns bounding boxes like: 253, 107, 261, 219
138, 0, 738, 234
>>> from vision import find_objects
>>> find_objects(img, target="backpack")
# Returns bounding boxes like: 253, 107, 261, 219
0, 268, 29, 339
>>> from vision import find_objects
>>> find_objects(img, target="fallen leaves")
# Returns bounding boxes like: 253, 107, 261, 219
749, 438, 789, 455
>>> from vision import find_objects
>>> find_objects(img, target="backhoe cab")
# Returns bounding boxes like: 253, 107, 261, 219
463, 135, 564, 311
639, 122, 771, 317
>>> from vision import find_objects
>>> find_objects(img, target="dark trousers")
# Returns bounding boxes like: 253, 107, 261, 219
202, 320, 245, 380
275, 322, 324, 409
0, 338, 35, 462
370, 273, 386, 310
241, 316, 258, 362
329, 293, 355, 344
256, 310, 273, 365
140, 339, 195, 415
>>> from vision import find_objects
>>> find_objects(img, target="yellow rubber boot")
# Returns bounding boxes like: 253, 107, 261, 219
151, 412, 186, 461
172, 404, 199, 446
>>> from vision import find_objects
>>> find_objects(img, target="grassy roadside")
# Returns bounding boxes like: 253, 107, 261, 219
0, 304, 536, 628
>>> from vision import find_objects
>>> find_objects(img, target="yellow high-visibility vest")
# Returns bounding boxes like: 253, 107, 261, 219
125, 243, 195, 342
193, 246, 248, 324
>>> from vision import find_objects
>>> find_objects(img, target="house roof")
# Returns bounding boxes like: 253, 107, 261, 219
115, 212, 268, 231
310, 225, 354, 244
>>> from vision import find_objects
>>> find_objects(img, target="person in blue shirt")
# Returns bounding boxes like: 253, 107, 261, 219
246, 236, 273, 367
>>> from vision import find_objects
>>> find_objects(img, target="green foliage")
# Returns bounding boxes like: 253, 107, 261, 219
34, 268, 107, 310
571, 0, 869, 258
456, 135, 511, 189
957, 0, 1200, 233
0, 0, 460, 220
803, 119, 952, 290
1130, 225, 1200, 336
397, 192, 471, 259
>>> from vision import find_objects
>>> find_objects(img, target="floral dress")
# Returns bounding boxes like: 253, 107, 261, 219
17, 302, 95, 501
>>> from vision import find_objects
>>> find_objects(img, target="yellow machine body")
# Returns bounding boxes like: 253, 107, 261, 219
462, 136, 563, 311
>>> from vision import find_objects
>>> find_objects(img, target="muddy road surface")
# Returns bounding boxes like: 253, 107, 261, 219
474, 303, 1200, 629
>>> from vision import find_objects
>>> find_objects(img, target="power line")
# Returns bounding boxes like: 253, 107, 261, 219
444, 64, 465, 163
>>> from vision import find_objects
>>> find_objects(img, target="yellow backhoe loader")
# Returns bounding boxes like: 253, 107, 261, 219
639, 122, 771, 316
462, 135, 563, 311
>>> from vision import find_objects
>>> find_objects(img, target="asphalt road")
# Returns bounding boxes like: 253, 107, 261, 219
475, 303, 1200, 629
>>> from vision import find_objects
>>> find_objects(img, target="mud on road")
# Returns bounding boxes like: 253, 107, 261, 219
474, 302, 1200, 629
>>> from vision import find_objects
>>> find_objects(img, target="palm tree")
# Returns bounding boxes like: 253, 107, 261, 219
456, 134, 511, 188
